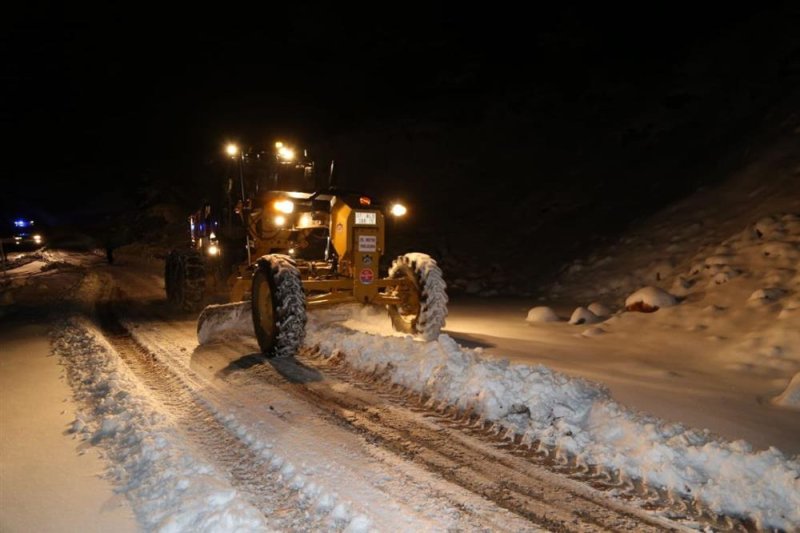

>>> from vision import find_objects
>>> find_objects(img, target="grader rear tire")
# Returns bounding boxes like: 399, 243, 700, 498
251, 254, 306, 357
165, 250, 206, 312
388, 253, 448, 341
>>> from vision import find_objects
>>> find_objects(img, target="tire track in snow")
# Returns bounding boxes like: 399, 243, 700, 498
94, 302, 332, 532
223, 346, 686, 533
299, 354, 753, 533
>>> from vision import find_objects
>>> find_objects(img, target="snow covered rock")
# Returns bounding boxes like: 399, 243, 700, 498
587, 302, 611, 318
526, 306, 559, 323
747, 287, 786, 304
772, 372, 800, 410
581, 326, 605, 337
778, 300, 800, 320
569, 307, 599, 325
624, 286, 677, 313
753, 215, 783, 239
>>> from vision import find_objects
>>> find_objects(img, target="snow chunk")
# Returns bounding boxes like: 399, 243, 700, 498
772, 373, 800, 409
587, 302, 611, 318
624, 286, 677, 312
569, 307, 599, 325
525, 306, 559, 323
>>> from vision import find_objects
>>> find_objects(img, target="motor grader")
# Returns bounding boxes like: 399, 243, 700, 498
164, 142, 447, 357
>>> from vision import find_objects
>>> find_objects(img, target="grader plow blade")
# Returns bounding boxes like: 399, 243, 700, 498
196, 300, 253, 345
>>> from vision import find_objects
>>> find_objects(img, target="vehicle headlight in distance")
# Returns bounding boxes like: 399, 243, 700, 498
33, 234, 43, 244
207, 244, 219, 256
274, 200, 294, 214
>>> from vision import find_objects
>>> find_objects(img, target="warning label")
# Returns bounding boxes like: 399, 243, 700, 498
359, 268, 374, 284
358, 235, 377, 252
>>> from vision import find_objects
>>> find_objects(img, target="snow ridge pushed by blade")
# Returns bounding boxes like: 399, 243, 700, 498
53, 319, 266, 532
306, 315, 800, 531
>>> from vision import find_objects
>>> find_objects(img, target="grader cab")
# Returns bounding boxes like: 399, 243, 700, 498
165, 142, 447, 357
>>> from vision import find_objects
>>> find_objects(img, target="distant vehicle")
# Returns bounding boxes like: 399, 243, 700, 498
6, 218, 45, 249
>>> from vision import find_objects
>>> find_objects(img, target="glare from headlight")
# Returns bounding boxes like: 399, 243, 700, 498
298, 213, 313, 227
390, 203, 407, 217
274, 200, 294, 214
207, 244, 219, 256
274, 215, 286, 226
33, 234, 43, 244
277, 146, 295, 161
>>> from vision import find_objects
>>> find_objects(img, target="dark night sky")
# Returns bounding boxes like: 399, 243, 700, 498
3, 3, 799, 262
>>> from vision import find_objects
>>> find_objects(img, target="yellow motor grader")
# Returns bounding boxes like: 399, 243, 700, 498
165, 142, 447, 356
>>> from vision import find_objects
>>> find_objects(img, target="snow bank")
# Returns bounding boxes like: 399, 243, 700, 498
624, 286, 677, 312
772, 373, 800, 410
52, 319, 266, 532
525, 306, 559, 323
306, 317, 800, 530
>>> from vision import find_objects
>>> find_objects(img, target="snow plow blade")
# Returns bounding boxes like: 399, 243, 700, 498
196, 301, 254, 345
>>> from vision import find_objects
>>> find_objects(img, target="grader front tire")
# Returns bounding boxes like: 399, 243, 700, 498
388, 253, 448, 341
251, 255, 307, 357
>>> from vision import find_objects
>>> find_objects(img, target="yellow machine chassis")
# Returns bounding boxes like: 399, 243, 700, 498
229, 274, 409, 308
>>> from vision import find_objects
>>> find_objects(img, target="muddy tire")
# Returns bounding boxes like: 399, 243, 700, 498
251, 254, 306, 357
165, 249, 206, 311
388, 253, 448, 341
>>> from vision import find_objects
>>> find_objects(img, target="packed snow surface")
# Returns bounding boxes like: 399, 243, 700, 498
307, 306, 800, 531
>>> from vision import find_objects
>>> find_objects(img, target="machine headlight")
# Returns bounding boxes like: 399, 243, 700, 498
207, 244, 219, 256
277, 146, 295, 161
274, 200, 294, 214
274, 215, 286, 226
298, 213, 313, 227
33, 234, 43, 244
390, 203, 407, 217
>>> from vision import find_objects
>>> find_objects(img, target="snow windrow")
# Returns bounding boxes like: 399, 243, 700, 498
306, 313, 800, 531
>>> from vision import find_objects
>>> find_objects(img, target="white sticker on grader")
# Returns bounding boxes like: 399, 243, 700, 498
358, 235, 377, 252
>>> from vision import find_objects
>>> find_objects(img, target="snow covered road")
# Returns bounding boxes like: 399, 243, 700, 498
96, 263, 680, 531
5, 252, 799, 531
